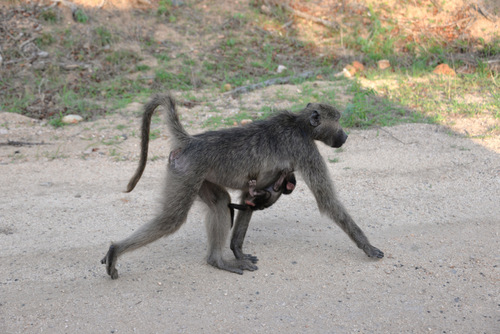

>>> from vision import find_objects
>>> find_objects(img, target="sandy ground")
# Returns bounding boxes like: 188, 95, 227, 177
0, 107, 499, 333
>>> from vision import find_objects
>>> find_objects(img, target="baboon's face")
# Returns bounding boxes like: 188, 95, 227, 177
282, 174, 296, 195
307, 103, 348, 148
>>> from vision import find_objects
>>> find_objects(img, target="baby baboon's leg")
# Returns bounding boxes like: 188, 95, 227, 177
198, 181, 258, 274
272, 171, 288, 192
248, 180, 267, 198
230, 206, 258, 264
101, 170, 203, 279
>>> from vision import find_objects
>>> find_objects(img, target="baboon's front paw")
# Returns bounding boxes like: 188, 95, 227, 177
241, 253, 259, 264
101, 245, 119, 279
237, 259, 258, 272
233, 248, 259, 264
109, 268, 119, 280
364, 245, 384, 259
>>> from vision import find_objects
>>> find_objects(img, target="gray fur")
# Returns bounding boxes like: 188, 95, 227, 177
101, 94, 383, 279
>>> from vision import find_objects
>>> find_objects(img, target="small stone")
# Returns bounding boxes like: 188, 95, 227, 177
223, 83, 232, 92
352, 61, 365, 71
62, 115, 83, 124
342, 68, 352, 78
344, 64, 357, 76
334, 71, 345, 78
378, 59, 391, 70
433, 63, 456, 76
277, 65, 287, 73
32, 61, 47, 70
261, 5, 271, 15
240, 119, 253, 126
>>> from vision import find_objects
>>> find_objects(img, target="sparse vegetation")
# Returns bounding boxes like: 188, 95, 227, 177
0, 0, 497, 137
73, 9, 89, 24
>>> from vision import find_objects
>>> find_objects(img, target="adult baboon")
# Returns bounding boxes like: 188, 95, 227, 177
101, 93, 383, 279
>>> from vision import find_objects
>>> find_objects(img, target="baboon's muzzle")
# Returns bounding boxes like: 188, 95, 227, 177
333, 130, 348, 148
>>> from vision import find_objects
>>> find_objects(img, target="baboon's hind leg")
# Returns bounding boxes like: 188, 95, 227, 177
199, 181, 258, 274
101, 171, 203, 279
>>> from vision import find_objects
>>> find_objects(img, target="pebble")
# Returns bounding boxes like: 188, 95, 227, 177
378, 59, 391, 70
351, 61, 365, 71
277, 65, 287, 73
62, 115, 83, 124
433, 63, 456, 76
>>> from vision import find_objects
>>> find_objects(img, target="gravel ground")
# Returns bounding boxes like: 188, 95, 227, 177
0, 109, 499, 333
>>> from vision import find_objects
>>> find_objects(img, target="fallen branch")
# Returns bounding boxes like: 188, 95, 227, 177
0, 140, 50, 147
59, 62, 92, 70
473, 3, 496, 22
19, 37, 37, 50
281, 4, 343, 30
375, 127, 409, 145
223, 71, 316, 96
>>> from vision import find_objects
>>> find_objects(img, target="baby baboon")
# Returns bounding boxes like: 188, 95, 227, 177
101, 93, 384, 279
227, 170, 296, 229
229, 170, 296, 211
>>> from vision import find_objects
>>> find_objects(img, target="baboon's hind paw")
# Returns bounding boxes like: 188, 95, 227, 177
207, 259, 243, 275
207, 257, 258, 275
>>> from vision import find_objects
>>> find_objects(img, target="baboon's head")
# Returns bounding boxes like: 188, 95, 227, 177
282, 173, 296, 195
305, 103, 348, 148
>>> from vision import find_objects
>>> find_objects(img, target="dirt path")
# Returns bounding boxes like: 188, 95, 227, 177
1, 107, 499, 333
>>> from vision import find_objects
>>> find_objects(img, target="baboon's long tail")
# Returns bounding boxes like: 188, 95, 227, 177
126, 93, 192, 192
161, 94, 192, 149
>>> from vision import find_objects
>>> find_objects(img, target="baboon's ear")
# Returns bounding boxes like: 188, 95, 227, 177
310, 110, 321, 127
306, 103, 312, 107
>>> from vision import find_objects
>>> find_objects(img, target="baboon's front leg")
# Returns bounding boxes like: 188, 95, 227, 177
301, 156, 384, 259
230, 206, 258, 264
333, 205, 384, 258
325, 195, 384, 258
